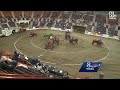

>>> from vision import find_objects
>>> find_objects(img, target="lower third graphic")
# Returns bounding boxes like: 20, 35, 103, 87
79, 62, 102, 72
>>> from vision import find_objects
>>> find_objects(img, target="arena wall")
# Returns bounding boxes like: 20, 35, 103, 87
118, 30, 120, 40
85, 31, 119, 40
1, 26, 119, 41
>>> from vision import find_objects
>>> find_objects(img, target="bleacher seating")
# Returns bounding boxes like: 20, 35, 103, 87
81, 20, 90, 26
54, 20, 60, 28
14, 11, 22, 20
0, 18, 7, 23
39, 17, 47, 27
83, 15, 94, 22
1, 24, 8, 28
71, 13, 83, 20
95, 14, 106, 24
0, 13, 3, 18
60, 12, 71, 20
2, 11, 13, 18
65, 22, 72, 29
7, 18, 13, 22
108, 25, 118, 36
8, 22, 16, 27
94, 23, 106, 34
42, 11, 51, 18
46, 19, 54, 28
32, 19, 39, 27
50, 11, 61, 19
87, 25, 92, 32
0, 11, 119, 37
54, 19, 72, 30
24, 11, 32, 19
33, 11, 42, 18
108, 17, 118, 25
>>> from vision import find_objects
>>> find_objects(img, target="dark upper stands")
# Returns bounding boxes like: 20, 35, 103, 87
50, 11, 61, 20
24, 11, 32, 20
108, 25, 118, 36
1, 24, 8, 28
8, 21, 16, 27
14, 11, 22, 20
71, 12, 83, 20
2, 11, 13, 18
60, 12, 71, 20
33, 11, 42, 18
108, 17, 118, 25
39, 17, 47, 27
41, 11, 51, 18
95, 14, 106, 24
32, 19, 39, 27
83, 15, 94, 22
0, 18, 7, 23
94, 23, 106, 34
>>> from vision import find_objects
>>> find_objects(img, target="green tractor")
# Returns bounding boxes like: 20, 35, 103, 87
43, 33, 53, 40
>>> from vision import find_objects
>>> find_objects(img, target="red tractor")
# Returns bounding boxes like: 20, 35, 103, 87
65, 31, 70, 40
29, 32, 37, 37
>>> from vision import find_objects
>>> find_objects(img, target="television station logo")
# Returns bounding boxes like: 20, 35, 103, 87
109, 11, 117, 19
79, 62, 102, 72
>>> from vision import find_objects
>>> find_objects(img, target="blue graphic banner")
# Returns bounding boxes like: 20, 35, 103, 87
79, 62, 102, 72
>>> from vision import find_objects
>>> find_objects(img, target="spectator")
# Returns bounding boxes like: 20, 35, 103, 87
99, 73, 104, 79
12, 51, 19, 61
36, 63, 45, 73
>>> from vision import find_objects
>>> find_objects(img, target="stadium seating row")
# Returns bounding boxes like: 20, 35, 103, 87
0, 11, 119, 37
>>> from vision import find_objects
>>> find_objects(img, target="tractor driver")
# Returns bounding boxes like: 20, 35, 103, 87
50, 35, 53, 40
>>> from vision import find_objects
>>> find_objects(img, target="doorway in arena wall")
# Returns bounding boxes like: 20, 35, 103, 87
73, 25, 86, 34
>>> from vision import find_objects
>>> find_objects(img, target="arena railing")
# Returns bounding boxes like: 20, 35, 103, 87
0, 73, 53, 79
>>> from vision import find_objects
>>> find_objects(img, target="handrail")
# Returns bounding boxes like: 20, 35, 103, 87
0, 74, 53, 79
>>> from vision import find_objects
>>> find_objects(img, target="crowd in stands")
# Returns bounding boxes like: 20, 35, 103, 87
0, 51, 70, 79
7, 18, 16, 27
39, 17, 47, 27
42, 11, 51, 18
86, 25, 92, 32
95, 14, 106, 24
108, 25, 118, 36
94, 23, 106, 34
108, 18, 118, 25
60, 12, 71, 20
0, 11, 119, 37
71, 12, 83, 20
32, 19, 39, 27
1, 24, 8, 28
0, 18, 7, 23
83, 15, 94, 22
50, 11, 61, 20
24, 11, 32, 19
46, 18, 54, 28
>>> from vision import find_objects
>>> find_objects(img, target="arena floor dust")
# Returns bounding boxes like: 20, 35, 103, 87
0, 29, 120, 79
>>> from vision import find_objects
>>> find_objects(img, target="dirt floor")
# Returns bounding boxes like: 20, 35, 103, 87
0, 29, 120, 79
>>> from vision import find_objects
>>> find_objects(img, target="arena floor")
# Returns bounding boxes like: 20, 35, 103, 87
0, 29, 120, 79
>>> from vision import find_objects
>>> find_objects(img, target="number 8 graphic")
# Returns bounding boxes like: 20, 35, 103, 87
109, 11, 114, 17
87, 62, 91, 67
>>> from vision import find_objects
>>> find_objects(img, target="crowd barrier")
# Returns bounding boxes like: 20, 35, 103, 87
85, 31, 119, 40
